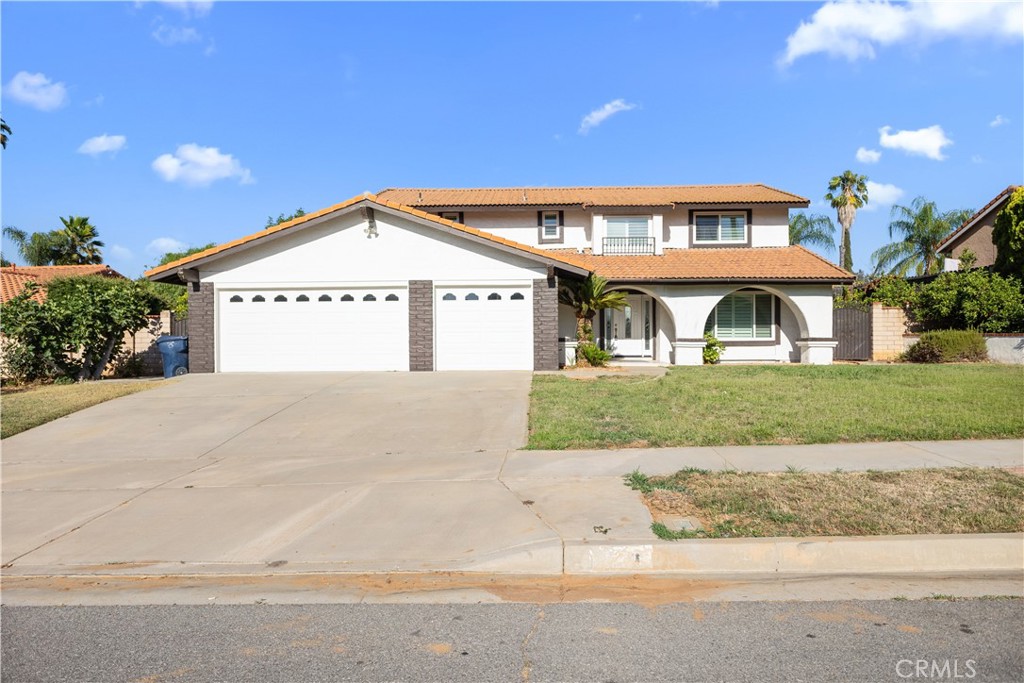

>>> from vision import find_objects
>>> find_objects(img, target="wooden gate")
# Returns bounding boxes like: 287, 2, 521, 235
833, 307, 871, 360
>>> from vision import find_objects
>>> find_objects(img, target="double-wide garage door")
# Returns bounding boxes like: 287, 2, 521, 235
217, 284, 533, 372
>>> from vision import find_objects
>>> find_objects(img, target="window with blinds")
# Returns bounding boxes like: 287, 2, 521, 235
605, 216, 650, 238
704, 292, 773, 340
694, 213, 747, 243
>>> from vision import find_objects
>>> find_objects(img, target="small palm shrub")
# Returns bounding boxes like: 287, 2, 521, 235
904, 330, 988, 363
577, 342, 612, 367
703, 333, 725, 364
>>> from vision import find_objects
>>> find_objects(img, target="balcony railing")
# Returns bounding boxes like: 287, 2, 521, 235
603, 236, 655, 255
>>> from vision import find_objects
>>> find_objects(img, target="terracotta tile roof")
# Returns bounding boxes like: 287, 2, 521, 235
0, 264, 125, 303
145, 194, 591, 280
937, 185, 1020, 254
376, 184, 809, 208
553, 246, 853, 282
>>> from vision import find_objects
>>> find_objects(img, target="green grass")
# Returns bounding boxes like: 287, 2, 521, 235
1, 381, 160, 439
627, 467, 1024, 538
528, 364, 1024, 449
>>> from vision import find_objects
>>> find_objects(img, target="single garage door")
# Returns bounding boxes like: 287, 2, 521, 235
435, 285, 533, 370
217, 288, 408, 372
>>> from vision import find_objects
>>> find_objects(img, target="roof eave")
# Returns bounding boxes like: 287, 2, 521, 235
604, 277, 854, 285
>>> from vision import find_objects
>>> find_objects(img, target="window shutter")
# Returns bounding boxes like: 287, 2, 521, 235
558, 210, 564, 226
754, 294, 772, 338
695, 215, 719, 242
537, 211, 543, 227
721, 215, 745, 241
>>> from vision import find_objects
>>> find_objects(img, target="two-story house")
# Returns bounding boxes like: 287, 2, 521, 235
146, 184, 852, 372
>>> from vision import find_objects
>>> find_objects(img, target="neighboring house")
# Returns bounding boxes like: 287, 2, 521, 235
0, 264, 124, 303
937, 185, 1020, 271
145, 185, 853, 373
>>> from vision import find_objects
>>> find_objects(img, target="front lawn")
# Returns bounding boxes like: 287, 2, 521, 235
626, 467, 1024, 538
1, 381, 160, 439
528, 364, 1024, 449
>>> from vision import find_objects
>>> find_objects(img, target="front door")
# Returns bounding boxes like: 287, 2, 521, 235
605, 294, 653, 357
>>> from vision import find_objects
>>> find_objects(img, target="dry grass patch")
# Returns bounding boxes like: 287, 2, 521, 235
625, 467, 1024, 539
1, 380, 161, 439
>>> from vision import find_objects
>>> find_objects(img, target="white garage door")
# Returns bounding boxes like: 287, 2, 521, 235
435, 285, 533, 370
217, 288, 409, 372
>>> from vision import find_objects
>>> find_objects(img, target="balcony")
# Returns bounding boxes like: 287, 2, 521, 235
603, 236, 655, 255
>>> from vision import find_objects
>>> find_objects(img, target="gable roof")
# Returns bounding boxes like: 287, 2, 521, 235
0, 264, 125, 303
375, 184, 810, 208
558, 246, 853, 283
937, 185, 1020, 254
144, 194, 591, 282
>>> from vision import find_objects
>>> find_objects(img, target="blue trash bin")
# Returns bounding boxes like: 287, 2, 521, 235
156, 335, 189, 378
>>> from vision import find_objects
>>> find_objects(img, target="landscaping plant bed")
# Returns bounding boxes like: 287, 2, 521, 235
1, 380, 160, 439
625, 467, 1024, 540
528, 365, 1024, 449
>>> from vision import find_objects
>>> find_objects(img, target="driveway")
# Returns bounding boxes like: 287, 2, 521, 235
2, 372, 583, 574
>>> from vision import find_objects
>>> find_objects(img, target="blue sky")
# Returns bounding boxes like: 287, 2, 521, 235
2, 1, 1021, 278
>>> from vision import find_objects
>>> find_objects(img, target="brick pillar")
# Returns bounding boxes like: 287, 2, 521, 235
408, 280, 434, 371
533, 277, 558, 371
187, 282, 215, 373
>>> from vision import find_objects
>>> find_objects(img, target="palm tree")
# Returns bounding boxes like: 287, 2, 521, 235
789, 212, 837, 255
871, 197, 974, 277
58, 216, 104, 264
1, 117, 10, 149
558, 274, 628, 344
825, 171, 869, 272
2, 226, 63, 266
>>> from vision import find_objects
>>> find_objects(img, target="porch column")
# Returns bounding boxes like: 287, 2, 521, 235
672, 339, 705, 365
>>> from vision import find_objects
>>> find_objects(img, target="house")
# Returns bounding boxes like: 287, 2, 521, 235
144, 184, 853, 372
0, 264, 125, 303
937, 185, 1020, 271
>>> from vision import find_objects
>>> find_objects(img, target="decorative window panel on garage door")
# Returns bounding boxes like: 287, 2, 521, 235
434, 285, 533, 370
217, 288, 409, 371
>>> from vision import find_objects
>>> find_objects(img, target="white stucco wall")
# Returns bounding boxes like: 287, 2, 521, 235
458, 208, 590, 251
200, 209, 548, 285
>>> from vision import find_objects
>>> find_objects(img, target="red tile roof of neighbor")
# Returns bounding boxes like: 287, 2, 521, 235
0, 264, 125, 303
937, 185, 1021, 253
375, 184, 810, 207
556, 246, 853, 282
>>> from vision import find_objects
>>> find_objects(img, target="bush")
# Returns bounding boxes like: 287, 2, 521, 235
703, 333, 724, 364
904, 330, 988, 363
577, 341, 612, 367
913, 270, 1024, 332
835, 275, 918, 309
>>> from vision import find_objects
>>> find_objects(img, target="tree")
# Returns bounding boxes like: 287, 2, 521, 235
558, 274, 628, 365
825, 171, 869, 272
788, 212, 836, 255
1, 117, 10, 149
58, 216, 105, 264
993, 187, 1024, 277
266, 208, 307, 228
0, 276, 152, 382
2, 226, 66, 266
871, 197, 974, 277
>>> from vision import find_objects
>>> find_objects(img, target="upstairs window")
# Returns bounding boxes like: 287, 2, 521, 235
605, 216, 650, 238
439, 211, 464, 223
694, 213, 747, 244
538, 210, 564, 243
704, 292, 773, 340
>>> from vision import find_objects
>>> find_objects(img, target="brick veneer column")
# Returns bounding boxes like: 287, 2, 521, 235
187, 282, 215, 373
533, 277, 558, 371
408, 280, 434, 371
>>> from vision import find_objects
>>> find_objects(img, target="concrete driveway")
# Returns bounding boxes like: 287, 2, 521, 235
2, 372, 600, 575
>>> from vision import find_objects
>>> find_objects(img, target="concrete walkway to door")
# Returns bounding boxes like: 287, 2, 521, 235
2, 372, 1021, 600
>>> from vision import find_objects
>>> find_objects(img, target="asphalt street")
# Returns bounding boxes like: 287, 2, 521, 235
3, 599, 1021, 682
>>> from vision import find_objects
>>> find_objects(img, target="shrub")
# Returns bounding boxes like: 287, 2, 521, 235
577, 341, 612, 367
903, 330, 988, 363
835, 275, 919, 309
993, 187, 1024, 277
703, 333, 724, 364
913, 269, 1024, 332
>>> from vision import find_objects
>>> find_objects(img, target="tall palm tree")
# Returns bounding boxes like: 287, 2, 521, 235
871, 197, 974, 277
558, 274, 628, 343
825, 171, 869, 272
58, 216, 104, 264
1, 117, 10, 149
2, 226, 63, 266
788, 212, 837, 255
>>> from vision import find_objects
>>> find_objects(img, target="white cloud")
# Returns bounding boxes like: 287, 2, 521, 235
855, 147, 882, 164
152, 143, 254, 187
83, 94, 105, 108
780, 0, 1023, 66
152, 22, 201, 46
990, 114, 1008, 128
2, 71, 69, 111
878, 124, 952, 160
77, 134, 127, 156
971, 154, 984, 164
578, 99, 638, 135
110, 245, 134, 261
862, 180, 905, 211
136, 1, 213, 18
146, 237, 188, 255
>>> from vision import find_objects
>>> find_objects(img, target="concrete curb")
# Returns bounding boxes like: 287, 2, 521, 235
564, 533, 1024, 576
